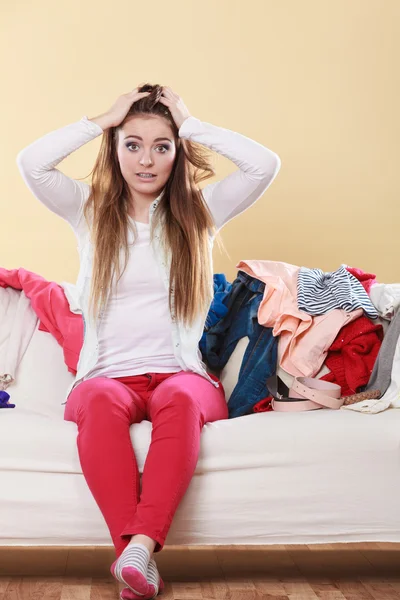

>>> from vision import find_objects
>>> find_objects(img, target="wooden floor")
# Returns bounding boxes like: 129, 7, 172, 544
1, 543, 400, 599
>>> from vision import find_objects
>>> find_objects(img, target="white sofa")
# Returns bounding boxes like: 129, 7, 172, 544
1, 316, 400, 550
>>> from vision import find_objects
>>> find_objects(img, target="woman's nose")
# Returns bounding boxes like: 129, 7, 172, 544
139, 154, 153, 166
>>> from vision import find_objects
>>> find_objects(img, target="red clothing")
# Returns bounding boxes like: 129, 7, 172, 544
0, 267, 82, 374
64, 371, 227, 556
252, 395, 273, 413
321, 316, 383, 396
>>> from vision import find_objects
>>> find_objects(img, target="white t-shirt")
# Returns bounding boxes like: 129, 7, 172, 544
89, 217, 181, 379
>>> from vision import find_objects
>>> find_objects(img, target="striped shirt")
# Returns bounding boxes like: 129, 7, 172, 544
297, 265, 378, 319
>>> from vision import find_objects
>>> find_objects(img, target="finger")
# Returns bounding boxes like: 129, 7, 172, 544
161, 86, 174, 97
162, 91, 177, 103
164, 86, 179, 98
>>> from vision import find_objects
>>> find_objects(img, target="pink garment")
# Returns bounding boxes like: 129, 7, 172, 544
0, 267, 82, 374
236, 260, 363, 377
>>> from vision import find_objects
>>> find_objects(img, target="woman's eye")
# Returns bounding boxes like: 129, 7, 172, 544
125, 143, 170, 152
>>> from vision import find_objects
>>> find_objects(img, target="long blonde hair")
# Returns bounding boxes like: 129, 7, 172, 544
82, 83, 227, 327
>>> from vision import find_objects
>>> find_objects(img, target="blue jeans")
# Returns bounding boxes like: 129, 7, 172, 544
200, 274, 232, 348
200, 271, 277, 418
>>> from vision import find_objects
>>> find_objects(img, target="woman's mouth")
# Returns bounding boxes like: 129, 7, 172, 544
136, 173, 157, 181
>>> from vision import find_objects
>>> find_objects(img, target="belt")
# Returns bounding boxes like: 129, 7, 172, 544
266, 375, 343, 412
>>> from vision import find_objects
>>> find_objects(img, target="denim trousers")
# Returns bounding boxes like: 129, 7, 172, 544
201, 270, 278, 418
64, 370, 227, 557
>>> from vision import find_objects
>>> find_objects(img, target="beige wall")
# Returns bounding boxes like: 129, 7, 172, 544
2, 0, 399, 285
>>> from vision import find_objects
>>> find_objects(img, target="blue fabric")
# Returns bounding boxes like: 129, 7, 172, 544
201, 271, 277, 418
205, 273, 233, 330
200, 274, 232, 353
0, 390, 15, 408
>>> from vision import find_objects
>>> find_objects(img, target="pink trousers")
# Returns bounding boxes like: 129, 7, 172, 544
64, 370, 228, 557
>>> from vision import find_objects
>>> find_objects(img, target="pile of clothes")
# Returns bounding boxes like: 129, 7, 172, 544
200, 260, 400, 417
1, 261, 400, 418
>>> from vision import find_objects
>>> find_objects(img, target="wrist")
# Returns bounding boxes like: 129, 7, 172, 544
87, 114, 114, 131
178, 115, 192, 131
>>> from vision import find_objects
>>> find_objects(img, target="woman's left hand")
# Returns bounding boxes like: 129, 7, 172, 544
159, 86, 192, 130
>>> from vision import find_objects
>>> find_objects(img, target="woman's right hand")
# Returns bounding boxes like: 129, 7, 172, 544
91, 88, 150, 130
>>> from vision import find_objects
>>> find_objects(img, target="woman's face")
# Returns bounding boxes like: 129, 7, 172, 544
116, 114, 177, 197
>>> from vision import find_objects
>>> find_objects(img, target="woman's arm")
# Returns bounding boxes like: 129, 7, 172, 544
178, 116, 281, 231
16, 116, 103, 229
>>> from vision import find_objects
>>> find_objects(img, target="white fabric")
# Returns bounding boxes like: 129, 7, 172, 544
1, 324, 400, 547
59, 281, 82, 315
0, 288, 38, 387
370, 283, 400, 320
89, 219, 180, 379
16, 115, 281, 400
219, 336, 249, 402
341, 396, 393, 414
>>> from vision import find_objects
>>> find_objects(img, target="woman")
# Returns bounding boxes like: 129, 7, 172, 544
16, 83, 281, 599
